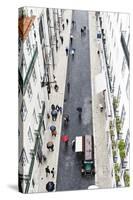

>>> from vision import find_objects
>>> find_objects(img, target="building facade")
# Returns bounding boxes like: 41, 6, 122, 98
18, 7, 65, 193
97, 11, 130, 187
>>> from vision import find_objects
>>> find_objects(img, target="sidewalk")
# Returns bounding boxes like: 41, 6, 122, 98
37, 10, 72, 193
88, 12, 113, 188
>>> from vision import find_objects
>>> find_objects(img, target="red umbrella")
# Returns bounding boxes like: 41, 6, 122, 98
61, 135, 69, 142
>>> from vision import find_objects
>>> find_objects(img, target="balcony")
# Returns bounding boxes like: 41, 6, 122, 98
25, 101, 45, 193
19, 46, 38, 95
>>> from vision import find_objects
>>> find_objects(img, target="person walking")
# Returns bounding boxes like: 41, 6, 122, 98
71, 48, 75, 59
59, 106, 62, 114
56, 105, 60, 112
62, 23, 65, 30
81, 28, 84, 36
54, 84, 59, 92
51, 130, 57, 137
72, 20, 74, 27
51, 168, 55, 178
76, 107, 82, 120
66, 18, 69, 25
51, 109, 58, 121
45, 166, 50, 177
60, 36, 64, 44
83, 26, 86, 33
67, 82, 70, 93
51, 104, 55, 111
70, 34, 73, 45
47, 142, 54, 151
65, 47, 69, 56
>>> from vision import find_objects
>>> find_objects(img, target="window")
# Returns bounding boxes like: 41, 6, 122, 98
33, 109, 38, 124
26, 37, 32, 55
19, 148, 28, 167
121, 105, 126, 127
37, 94, 41, 109
27, 82, 32, 100
117, 86, 121, 101
28, 126, 33, 143
126, 75, 129, 99
20, 100, 27, 121
32, 67, 37, 83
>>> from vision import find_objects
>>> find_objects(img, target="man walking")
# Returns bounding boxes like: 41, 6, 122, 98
67, 82, 70, 93
65, 47, 69, 56
70, 34, 73, 45
66, 18, 69, 25
51, 168, 55, 178
45, 166, 50, 177
62, 23, 65, 30
60, 36, 64, 44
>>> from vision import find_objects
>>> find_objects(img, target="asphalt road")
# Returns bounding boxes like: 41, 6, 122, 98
56, 10, 95, 192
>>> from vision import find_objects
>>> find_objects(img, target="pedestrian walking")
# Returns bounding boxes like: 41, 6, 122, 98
76, 107, 82, 119
64, 114, 69, 126
51, 109, 58, 121
54, 84, 59, 92
62, 23, 65, 30
81, 28, 84, 36
51, 168, 55, 178
72, 20, 76, 28
67, 82, 70, 93
47, 142, 54, 151
51, 130, 57, 137
45, 166, 50, 177
47, 113, 50, 119
60, 36, 64, 44
70, 34, 73, 45
72, 20, 74, 27
56, 105, 60, 112
65, 47, 69, 56
97, 50, 100, 55
51, 104, 55, 111
83, 26, 86, 32
66, 18, 69, 25
71, 48, 75, 59
59, 106, 62, 114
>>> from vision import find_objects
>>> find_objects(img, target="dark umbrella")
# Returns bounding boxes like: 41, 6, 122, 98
47, 141, 53, 148
77, 107, 82, 112
50, 125, 56, 132
46, 181, 55, 192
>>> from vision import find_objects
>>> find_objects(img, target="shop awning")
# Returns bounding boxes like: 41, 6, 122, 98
95, 72, 106, 94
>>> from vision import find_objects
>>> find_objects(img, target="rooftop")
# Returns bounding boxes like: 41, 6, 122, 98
18, 16, 36, 41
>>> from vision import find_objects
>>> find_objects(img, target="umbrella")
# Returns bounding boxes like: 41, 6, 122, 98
77, 107, 82, 112
47, 141, 53, 148
51, 109, 57, 116
61, 135, 69, 142
46, 181, 55, 192
50, 125, 56, 132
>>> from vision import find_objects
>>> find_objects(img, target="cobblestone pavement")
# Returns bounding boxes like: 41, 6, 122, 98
56, 10, 95, 191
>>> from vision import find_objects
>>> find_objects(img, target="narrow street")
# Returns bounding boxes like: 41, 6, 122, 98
56, 10, 95, 191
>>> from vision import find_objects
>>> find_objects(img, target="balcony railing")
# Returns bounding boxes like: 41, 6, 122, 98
18, 46, 38, 95
121, 33, 129, 68
25, 101, 45, 193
